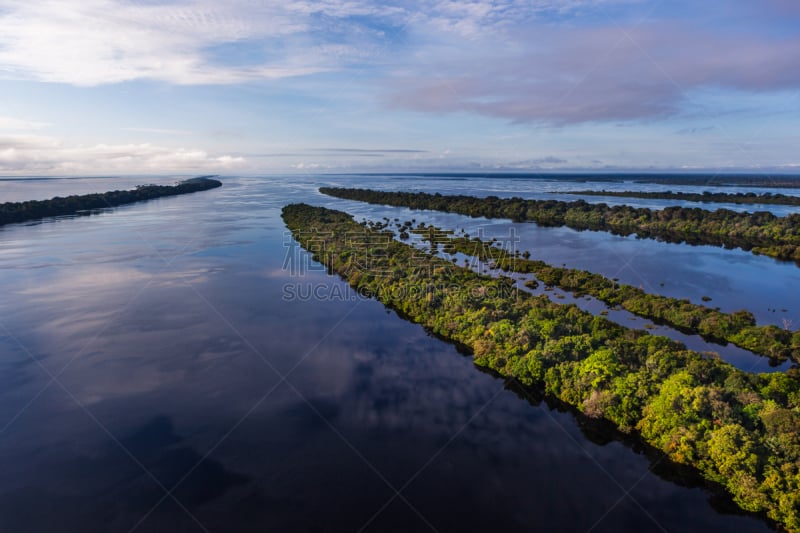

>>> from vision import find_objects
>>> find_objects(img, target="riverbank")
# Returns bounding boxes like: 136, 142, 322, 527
319, 187, 800, 264
405, 222, 799, 364
563, 189, 800, 206
283, 202, 800, 532
0, 176, 222, 226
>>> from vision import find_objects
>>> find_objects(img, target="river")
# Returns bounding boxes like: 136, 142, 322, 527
0, 174, 791, 532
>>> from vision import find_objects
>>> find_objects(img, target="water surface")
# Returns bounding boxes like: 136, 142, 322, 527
0, 175, 787, 532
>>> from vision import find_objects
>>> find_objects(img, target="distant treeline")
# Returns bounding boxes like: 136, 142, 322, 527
0, 177, 222, 226
563, 189, 800, 206
340, 173, 800, 189
408, 222, 799, 363
320, 187, 800, 264
282, 203, 800, 531
648, 176, 800, 189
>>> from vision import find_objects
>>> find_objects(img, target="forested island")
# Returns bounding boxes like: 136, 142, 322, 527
647, 175, 800, 189
342, 173, 800, 189
563, 189, 800, 206
405, 222, 800, 363
283, 203, 800, 532
0, 177, 222, 227
320, 187, 800, 263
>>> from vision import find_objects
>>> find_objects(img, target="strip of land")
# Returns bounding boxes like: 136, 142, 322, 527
0, 177, 222, 227
404, 222, 800, 363
647, 176, 800, 189
319, 187, 800, 264
339, 173, 800, 189
283, 203, 799, 531
562, 189, 800, 206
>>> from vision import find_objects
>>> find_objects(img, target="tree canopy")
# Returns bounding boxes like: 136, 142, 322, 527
0, 177, 222, 227
319, 187, 800, 264
283, 203, 800, 531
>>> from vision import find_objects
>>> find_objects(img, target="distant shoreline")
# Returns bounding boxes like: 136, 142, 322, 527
0, 177, 222, 227
326, 173, 800, 188
320, 186, 800, 263
561, 189, 800, 205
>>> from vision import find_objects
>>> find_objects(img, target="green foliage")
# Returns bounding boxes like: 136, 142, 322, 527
282, 203, 800, 531
397, 219, 798, 363
0, 177, 223, 226
320, 186, 800, 264
564, 189, 800, 207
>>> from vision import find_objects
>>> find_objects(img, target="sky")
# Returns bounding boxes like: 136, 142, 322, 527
0, 0, 799, 175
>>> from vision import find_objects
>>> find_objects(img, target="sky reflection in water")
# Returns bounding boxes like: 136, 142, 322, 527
0, 175, 791, 532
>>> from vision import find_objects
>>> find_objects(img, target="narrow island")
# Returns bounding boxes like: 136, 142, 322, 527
646, 175, 800, 189
406, 222, 800, 363
562, 189, 800, 206
283, 203, 800, 532
342, 173, 800, 189
0, 177, 223, 227
319, 187, 800, 263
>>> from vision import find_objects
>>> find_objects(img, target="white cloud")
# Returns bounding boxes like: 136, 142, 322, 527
0, 133, 246, 174
121, 127, 191, 135
411, 0, 641, 38
0, 0, 353, 85
384, 21, 800, 124
291, 162, 326, 170
0, 0, 640, 86
0, 115, 52, 130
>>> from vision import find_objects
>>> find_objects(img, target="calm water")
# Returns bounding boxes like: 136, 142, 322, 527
0, 175, 792, 532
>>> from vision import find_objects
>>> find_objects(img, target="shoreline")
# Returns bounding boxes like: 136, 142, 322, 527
0, 177, 222, 227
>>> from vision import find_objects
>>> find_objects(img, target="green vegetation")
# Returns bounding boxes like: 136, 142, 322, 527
344, 173, 800, 189
408, 222, 800, 363
0, 177, 222, 227
319, 187, 800, 264
283, 203, 800, 531
646, 176, 800, 190
563, 189, 800, 206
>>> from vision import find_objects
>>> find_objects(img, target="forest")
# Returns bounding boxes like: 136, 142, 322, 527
563, 189, 800, 206
283, 203, 800, 532
646, 176, 800, 189
319, 187, 800, 263
0, 177, 222, 227
407, 222, 800, 363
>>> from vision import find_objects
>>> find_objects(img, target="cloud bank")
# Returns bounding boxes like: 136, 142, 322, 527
386, 23, 800, 124
0, 134, 245, 174
0, 0, 641, 87
0, 0, 798, 173
0, 0, 377, 85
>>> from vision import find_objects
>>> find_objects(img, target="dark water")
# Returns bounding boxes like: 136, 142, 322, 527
0, 175, 791, 532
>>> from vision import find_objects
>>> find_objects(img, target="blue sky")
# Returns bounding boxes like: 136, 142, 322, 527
0, 0, 798, 175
